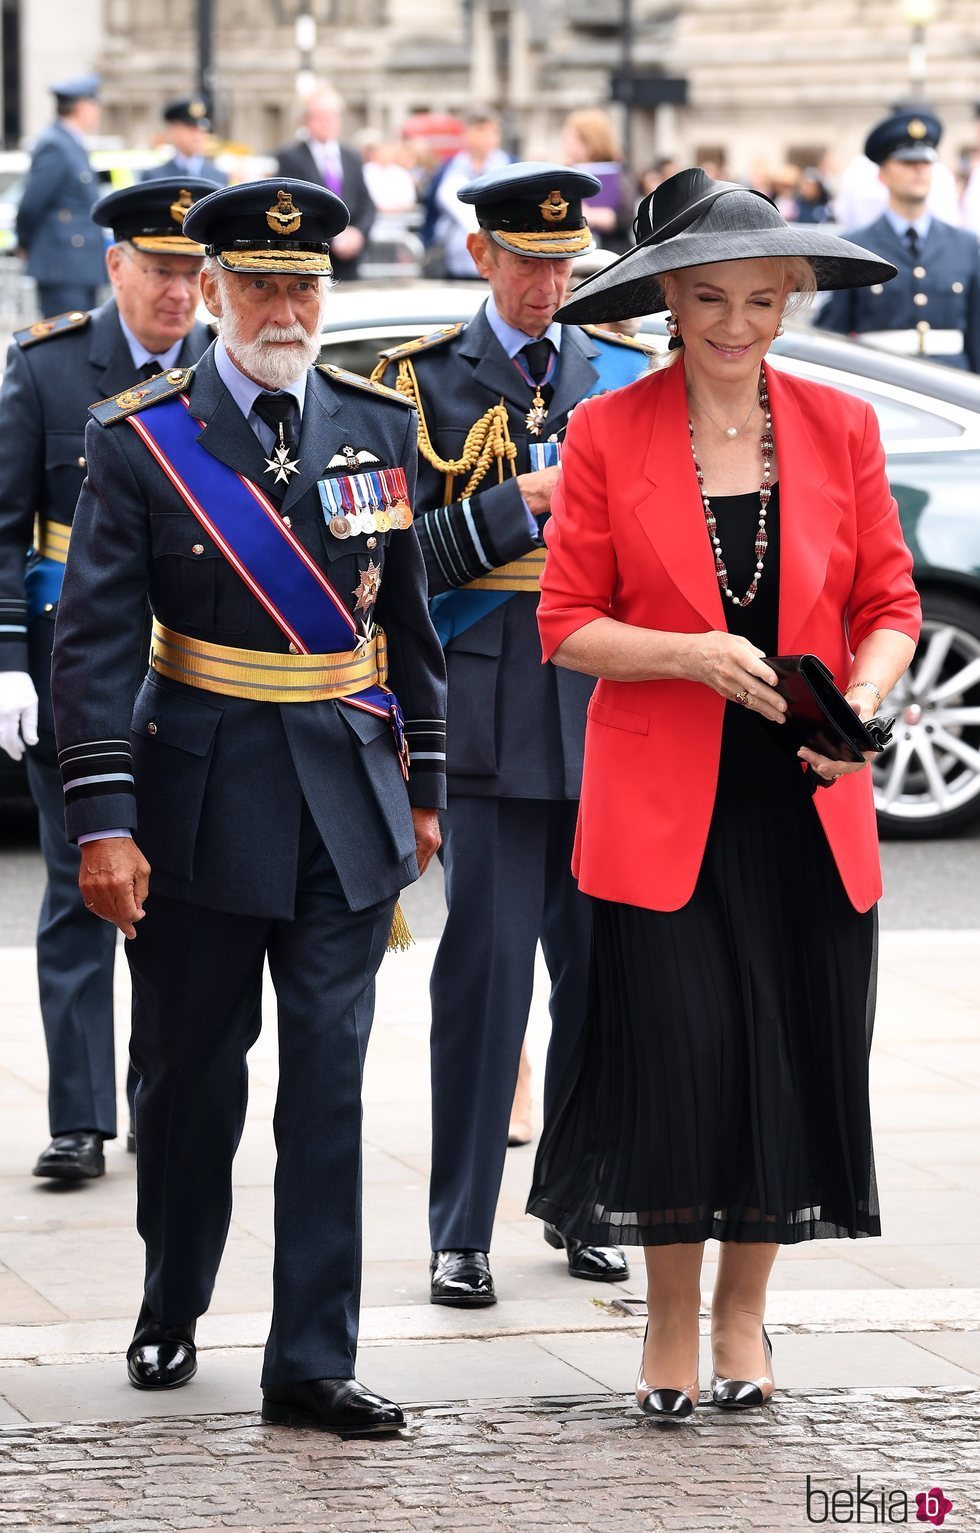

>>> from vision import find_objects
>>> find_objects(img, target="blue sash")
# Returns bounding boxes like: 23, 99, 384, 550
129, 397, 402, 739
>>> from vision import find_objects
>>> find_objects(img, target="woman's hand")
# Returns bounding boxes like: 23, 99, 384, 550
681, 632, 787, 724
798, 697, 874, 784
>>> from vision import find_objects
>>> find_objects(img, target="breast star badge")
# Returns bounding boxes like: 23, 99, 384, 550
352, 559, 382, 617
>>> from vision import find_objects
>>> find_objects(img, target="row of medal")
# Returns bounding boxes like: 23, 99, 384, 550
529, 441, 562, 471
317, 466, 414, 541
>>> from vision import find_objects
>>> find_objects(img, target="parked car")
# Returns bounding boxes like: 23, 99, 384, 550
317, 286, 980, 840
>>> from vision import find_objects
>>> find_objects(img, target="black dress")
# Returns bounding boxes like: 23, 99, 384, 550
527, 485, 880, 1246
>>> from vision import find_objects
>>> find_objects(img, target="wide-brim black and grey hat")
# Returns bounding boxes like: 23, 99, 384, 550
555, 168, 897, 326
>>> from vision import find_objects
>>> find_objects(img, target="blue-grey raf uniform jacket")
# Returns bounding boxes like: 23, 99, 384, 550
815, 214, 980, 371
0, 302, 213, 732
50, 348, 447, 920
141, 157, 228, 187
15, 122, 106, 289
375, 303, 652, 800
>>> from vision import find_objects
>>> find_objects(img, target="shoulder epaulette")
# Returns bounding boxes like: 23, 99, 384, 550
14, 309, 91, 349
582, 324, 657, 354
318, 362, 417, 408
375, 323, 465, 365
89, 367, 195, 427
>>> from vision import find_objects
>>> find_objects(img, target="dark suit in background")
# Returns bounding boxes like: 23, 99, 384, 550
273, 139, 375, 282
16, 122, 106, 317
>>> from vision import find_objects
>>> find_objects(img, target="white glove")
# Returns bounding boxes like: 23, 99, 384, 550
0, 671, 39, 761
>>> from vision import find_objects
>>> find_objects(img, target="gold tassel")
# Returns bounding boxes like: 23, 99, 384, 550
387, 900, 414, 953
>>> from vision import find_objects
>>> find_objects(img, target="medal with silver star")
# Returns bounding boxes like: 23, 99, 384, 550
264, 424, 300, 486
353, 559, 382, 618
525, 388, 548, 437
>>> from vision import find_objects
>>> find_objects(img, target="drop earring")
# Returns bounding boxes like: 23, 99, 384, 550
667, 315, 680, 337
775, 321, 784, 336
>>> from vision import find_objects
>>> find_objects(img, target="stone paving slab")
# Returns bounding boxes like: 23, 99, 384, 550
0, 1390, 977, 1533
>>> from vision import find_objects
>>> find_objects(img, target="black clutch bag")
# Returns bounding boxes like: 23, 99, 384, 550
764, 654, 895, 763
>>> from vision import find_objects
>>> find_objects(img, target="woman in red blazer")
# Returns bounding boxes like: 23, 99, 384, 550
527, 171, 921, 1423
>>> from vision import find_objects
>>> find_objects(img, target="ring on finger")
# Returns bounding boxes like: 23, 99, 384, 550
84, 900, 96, 908
734, 689, 749, 706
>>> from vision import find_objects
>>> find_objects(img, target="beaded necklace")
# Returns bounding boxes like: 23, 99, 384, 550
689, 374, 773, 609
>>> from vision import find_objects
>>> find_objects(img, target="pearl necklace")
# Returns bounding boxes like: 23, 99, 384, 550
689, 375, 772, 609
689, 390, 759, 439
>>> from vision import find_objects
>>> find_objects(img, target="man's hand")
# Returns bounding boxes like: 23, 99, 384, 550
330, 226, 366, 261
516, 466, 560, 518
411, 807, 441, 876
79, 837, 151, 939
0, 672, 39, 761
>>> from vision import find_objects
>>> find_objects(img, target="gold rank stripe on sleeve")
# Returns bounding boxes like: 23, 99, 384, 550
317, 363, 417, 409
88, 367, 195, 426
464, 547, 547, 592
34, 517, 72, 564
14, 309, 91, 348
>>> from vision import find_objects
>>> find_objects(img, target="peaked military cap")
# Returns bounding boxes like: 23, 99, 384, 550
457, 161, 601, 259
182, 178, 349, 276
50, 73, 100, 104
864, 109, 942, 165
93, 178, 219, 256
163, 96, 211, 130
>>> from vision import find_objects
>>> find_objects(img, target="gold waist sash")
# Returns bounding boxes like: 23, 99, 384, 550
465, 547, 546, 593
35, 518, 71, 565
149, 619, 388, 703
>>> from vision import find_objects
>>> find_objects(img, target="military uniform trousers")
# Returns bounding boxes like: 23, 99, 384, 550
126, 805, 395, 1387
25, 728, 135, 1139
428, 796, 591, 1251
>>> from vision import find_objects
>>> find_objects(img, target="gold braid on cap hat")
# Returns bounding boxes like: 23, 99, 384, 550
370, 356, 518, 502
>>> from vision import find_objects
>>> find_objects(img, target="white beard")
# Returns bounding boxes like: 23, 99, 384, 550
218, 297, 323, 390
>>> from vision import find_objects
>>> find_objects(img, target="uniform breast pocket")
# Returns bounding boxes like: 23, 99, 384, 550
149, 516, 250, 636
43, 431, 87, 516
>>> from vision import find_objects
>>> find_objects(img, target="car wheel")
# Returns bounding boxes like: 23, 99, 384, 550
874, 592, 980, 839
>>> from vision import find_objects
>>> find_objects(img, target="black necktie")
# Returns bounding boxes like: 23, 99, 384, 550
253, 391, 300, 453
140, 361, 163, 381
520, 339, 553, 383
905, 226, 921, 262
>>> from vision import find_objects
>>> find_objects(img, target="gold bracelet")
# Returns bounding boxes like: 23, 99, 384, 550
845, 680, 883, 706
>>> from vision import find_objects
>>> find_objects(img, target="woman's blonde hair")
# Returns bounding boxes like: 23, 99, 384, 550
564, 108, 622, 164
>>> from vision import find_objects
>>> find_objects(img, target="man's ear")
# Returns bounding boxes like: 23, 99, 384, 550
200, 268, 222, 318
466, 231, 494, 280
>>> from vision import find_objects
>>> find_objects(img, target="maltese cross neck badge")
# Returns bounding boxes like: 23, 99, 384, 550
264, 424, 301, 486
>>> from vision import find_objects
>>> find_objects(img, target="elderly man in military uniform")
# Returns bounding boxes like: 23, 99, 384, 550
373, 163, 653, 1308
0, 179, 216, 1184
141, 98, 228, 187
816, 110, 980, 371
15, 75, 106, 319
50, 178, 446, 1434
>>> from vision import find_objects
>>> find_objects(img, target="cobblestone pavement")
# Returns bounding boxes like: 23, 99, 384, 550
1, 1389, 977, 1533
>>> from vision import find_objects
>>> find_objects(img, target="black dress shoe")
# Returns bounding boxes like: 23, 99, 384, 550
543, 1224, 629, 1282
126, 1301, 197, 1390
429, 1249, 496, 1307
32, 1132, 105, 1181
262, 1377, 405, 1436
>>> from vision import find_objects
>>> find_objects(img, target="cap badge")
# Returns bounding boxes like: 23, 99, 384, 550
189, 100, 207, 120
540, 191, 569, 223
267, 190, 302, 235
170, 187, 194, 225
907, 119, 927, 139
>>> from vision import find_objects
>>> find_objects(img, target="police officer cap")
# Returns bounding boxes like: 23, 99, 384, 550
182, 178, 349, 276
864, 109, 941, 165
457, 161, 601, 259
93, 179, 219, 257
163, 97, 211, 131
50, 73, 100, 104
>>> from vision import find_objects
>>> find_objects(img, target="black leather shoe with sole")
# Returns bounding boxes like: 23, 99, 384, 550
429, 1249, 496, 1306
33, 1133, 105, 1181
543, 1224, 629, 1282
261, 1378, 405, 1435
126, 1301, 197, 1390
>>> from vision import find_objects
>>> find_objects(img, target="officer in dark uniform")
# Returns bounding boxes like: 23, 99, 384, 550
15, 75, 107, 319
141, 98, 228, 187
373, 163, 653, 1307
0, 179, 216, 1183
815, 110, 980, 370
50, 179, 446, 1434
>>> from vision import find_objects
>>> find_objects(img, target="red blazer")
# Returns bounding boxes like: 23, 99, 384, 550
539, 358, 922, 913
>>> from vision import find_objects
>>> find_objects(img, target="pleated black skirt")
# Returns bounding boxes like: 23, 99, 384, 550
527, 788, 880, 1247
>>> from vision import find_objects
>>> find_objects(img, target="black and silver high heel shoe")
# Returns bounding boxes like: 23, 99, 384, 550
710, 1325, 774, 1409
635, 1327, 699, 1422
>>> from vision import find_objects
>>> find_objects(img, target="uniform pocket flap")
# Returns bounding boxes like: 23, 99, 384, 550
149, 515, 220, 559
588, 698, 650, 735
44, 431, 87, 470
338, 700, 391, 744
131, 679, 223, 756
